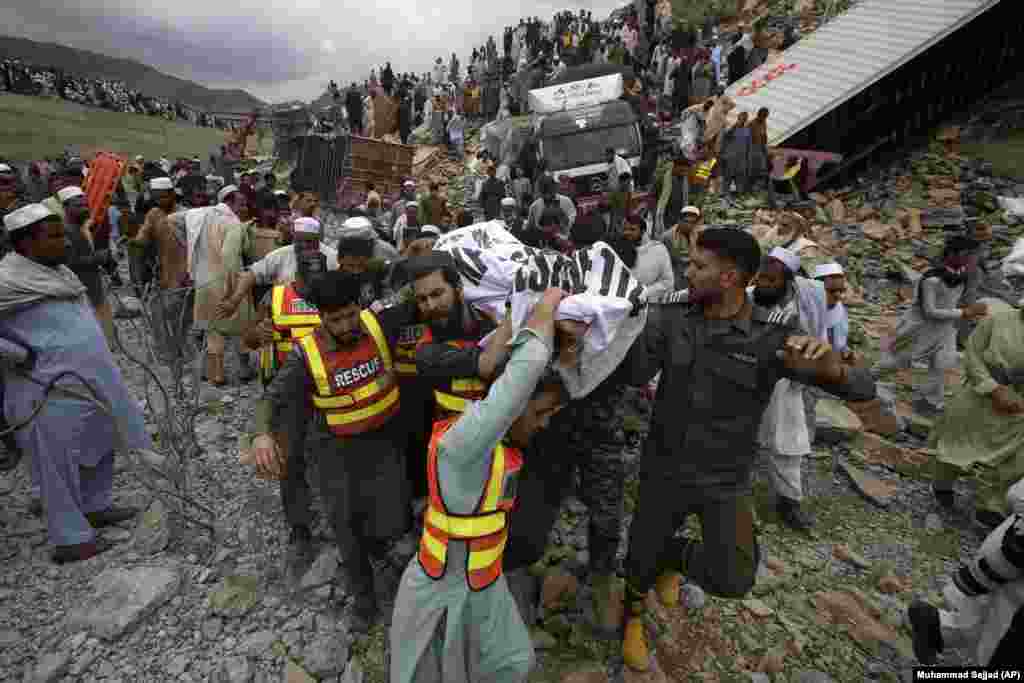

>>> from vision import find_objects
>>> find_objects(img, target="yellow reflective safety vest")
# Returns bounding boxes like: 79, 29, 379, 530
260, 284, 321, 385
418, 417, 523, 590
298, 310, 400, 437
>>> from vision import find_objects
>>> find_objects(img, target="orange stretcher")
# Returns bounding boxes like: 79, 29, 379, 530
82, 152, 127, 226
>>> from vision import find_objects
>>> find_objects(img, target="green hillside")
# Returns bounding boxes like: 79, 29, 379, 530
0, 93, 233, 162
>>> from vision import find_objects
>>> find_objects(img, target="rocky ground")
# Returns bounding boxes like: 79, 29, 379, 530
3, 124, 1024, 683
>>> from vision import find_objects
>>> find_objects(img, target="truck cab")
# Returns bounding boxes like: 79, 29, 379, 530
537, 99, 642, 198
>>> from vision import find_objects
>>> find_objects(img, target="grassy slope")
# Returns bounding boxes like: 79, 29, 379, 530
0, 92, 231, 162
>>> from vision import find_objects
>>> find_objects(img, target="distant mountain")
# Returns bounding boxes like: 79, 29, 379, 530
0, 35, 266, 113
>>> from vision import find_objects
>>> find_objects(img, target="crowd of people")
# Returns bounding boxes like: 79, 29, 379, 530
2, 2, 1023, 680
1, 57, 238, 129
322, 0, 794, 148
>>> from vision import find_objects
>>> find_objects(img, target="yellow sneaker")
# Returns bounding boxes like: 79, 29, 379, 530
623, 615, 650, 672
655, 571, 682, 608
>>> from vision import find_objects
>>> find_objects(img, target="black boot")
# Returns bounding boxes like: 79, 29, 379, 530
777, 497, 814, 532
908, 601, 943, 664
931, 485, 955, 510
284, 525, 315, 584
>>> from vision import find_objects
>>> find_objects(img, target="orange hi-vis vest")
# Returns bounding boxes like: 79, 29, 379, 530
418, 418, 523, 590
394, 322, 429, 379
298, 310, 400, 437
260, 284, 321, 384
416, 327, 489, 414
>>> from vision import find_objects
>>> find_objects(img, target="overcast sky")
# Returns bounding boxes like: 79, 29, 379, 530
1, 0, 624, 103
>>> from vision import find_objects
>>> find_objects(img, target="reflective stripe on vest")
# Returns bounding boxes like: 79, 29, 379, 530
434, 377, 489, 413
299, 310, 399, 437
695, 158, 717, 180
417, 418, 522, 590
261, 284, 321, 382
417, 330, 490, 414
394, 323, 428, 378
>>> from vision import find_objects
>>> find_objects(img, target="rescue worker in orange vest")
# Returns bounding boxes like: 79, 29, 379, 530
241, 215, 328, 582
389, 288, 570, 683
405, 253, 510, 499
251, 270, 414, 632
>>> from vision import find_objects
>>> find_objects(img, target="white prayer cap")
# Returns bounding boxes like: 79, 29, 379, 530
294, 216, 322, 236
57, 186, 85, 203
768, 246, 800, 274
273, 190, 289, 197
0, 163, 13, 174
406, 201, 419, 209
341, 216, 373, 231
814, 262, 845, 279
501, 197, 517, 208
681, 205, 701, 217
134, 154, 145, 161
420, 225, 441, 237
150, 177, 173, 191
216, 184, 239, 203
3, 203, 56, 233
403, 180, 416, 188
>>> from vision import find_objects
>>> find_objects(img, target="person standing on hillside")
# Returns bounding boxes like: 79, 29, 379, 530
876, 235, 988, 418
346, 83, 364, 136
0, 204, 150, 563
130, 178, 191, 363
382, 62, 395, 96
59, 186, 117, 350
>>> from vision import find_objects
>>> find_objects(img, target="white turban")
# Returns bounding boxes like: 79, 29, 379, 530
813, 263, 844, 279
768, 246, 800, 274
57, 186, 85, 203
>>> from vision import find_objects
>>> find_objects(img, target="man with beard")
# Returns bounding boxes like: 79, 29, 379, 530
499, 197, 523, 235
393, 201, 421, 252
0, 204, 150, 563
216, 216, 341, 320
389, 289, 570, 683
614, 213, 674, 302
242, 215, 328, 580
752, 247, 829, 531
252, 271, 412, 633
618, 229, 876, 671
877, 235, 988, 418
814, 262, 854, 363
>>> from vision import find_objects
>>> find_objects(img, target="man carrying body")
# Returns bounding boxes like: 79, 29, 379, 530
619, 228, 876, 670
0, 204, 150, 563
389, 288, 569, 683
252, 271, 412, 631
753, 246, 830, 531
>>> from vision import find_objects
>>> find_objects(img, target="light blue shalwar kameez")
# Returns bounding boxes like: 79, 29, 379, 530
1, 282, 151, 546
389, 329, 551, 683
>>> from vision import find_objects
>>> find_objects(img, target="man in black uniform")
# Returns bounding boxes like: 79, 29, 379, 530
619, 228, 877, 671
253, 271, 413, 632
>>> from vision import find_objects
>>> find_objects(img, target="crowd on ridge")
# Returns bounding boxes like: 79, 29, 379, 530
2, 56, 244, 130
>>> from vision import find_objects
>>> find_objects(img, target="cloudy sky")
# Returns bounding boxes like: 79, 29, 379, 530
1, 0, 624, 103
